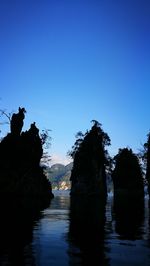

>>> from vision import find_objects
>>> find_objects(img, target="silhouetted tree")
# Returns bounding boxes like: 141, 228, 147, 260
69, 120, 110, 198
40, 129, 51, 167
143, 133, 150, 195
0, 109, 12, 139
0, 109, 11, 124
112, 148, 144, 194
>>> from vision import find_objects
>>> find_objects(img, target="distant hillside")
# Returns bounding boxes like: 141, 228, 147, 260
47, 162, 73, 190
46, 162, 113, 191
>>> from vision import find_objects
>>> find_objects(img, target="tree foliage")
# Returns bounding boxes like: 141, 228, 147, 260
141, 133, 150, 193
40, 129, 51, 167
69, 120, 110, 159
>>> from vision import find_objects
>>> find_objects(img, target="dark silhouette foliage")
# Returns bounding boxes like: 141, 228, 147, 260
70, 120, 110, 197
143, 133, 150, 195
40, 129, 51, 167
0, 107, 53, 201
112, 148, 144, 193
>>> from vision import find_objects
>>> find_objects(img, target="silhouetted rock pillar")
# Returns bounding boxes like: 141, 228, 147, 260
0, 107, 54, 201
146, 134, 150, 196
26, 122, 43, 165
10, 107, 26, 136
70, 121, 110, 199
112, 148, 144, 198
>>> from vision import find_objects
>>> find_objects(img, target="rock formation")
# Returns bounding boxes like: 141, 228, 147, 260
112, 148, 144, 198
145, 133, 150, 196
70, 120, 110, 199
0, 107, 53, 202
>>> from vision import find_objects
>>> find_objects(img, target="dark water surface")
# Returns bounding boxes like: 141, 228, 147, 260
0, 191, 150, 265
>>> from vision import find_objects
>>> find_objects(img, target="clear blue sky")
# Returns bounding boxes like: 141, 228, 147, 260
0, 0, 150, 164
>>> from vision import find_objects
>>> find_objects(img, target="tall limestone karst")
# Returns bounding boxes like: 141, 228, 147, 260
0, 107, 53, 202
69, 120, 110, 198
144, 133, 150, 196
112, 148, 144, 197
112, 148, 144, 234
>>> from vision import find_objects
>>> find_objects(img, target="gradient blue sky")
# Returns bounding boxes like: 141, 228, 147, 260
0, 0, 150, 164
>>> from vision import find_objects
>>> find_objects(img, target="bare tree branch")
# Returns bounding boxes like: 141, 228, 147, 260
0, 109, 12, 123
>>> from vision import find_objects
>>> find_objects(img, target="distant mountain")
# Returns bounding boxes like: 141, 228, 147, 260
46, 162, 113, 192
47, 162, 73, 190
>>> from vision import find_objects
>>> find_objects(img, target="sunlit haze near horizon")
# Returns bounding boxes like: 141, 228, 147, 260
0, 0, 150, 165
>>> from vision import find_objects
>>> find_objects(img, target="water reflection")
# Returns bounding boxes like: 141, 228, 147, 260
113, 194, 145, 240
32, 191, 70, 266
0, 197, 50, 266
68, 195, 110, 265
1, 191, 150, 265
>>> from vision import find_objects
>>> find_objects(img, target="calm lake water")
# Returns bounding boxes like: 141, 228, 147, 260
0, 190, 150, 265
